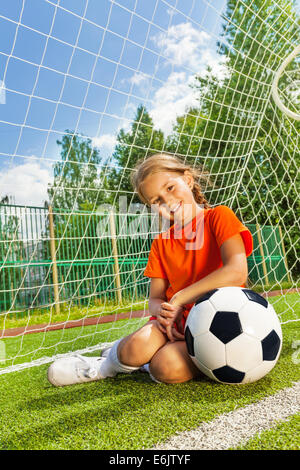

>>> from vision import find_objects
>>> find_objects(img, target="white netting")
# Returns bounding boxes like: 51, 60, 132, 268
0, 0, 299, 374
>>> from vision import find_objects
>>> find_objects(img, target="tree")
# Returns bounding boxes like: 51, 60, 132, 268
168, 0, 299, 276
48, 131, 104, 212
45, 132, 109, 304
0, 205, 24, 311
104, 105, 165, 210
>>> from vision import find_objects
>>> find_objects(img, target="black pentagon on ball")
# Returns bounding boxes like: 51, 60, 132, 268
209, 311, 242, 344
242, 288, 268, 308
213, 365, 245, 384
262, 329, 281, 361
195, 289, 218, 306
185, 325, 195, 357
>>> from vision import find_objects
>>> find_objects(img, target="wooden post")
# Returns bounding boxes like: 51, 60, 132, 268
109, 211, 122, 304
256, 224, 269, 286
48, 205, 60, 315
278, 225, 291, 283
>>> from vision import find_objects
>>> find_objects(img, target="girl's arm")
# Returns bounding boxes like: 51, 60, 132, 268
148, 278, 184, 338
171, 233, 248, 307
148, 277, 169, 317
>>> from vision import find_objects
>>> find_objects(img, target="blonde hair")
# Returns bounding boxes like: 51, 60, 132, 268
131, 153, 212, 209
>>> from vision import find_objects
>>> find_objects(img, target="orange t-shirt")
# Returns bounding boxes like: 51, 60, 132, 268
143, 205, 253, 318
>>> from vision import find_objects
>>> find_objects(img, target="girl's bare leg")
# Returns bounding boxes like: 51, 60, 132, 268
117, 320, 201, 383
149, 341, 202, 383
117, 320, 168, 367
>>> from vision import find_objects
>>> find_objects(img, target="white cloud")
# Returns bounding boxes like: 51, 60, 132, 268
107, 22, 228, 137
130, 73, 150, 87
150, 72, 199, 135
154, 23, 212, 71
92, 134, 117, 152
0, 160, 52, 206
148, 22, 228, 135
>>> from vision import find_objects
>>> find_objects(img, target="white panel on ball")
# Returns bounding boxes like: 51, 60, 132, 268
239, 303, 282, 341
193, 360, 217, 381
243, 359, 279, 384
209, 287, 248, 312
187, 300, 216, 337
226, 334, 263, 372
193, 331, 226, 370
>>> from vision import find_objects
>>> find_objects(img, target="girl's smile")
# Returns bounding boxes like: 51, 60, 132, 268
141, 171, 202, 226
170, 201, 182, 214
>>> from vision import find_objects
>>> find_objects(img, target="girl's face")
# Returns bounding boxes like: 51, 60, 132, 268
141, 170, 202, 225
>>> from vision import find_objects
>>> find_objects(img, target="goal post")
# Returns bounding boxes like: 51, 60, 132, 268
0, 0, 299, 375
271, 44, 300, 121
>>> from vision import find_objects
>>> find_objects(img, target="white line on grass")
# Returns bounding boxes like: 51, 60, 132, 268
152, 381, 300, 450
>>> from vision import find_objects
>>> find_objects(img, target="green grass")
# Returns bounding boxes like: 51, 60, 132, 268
0, 294, 299, 450
0, 297, 148, 331
249, 281, 295, 293
1, 317, 149, 370
233, 414, 300, 450
268, 293, 299, 323
1, 280, 297, 331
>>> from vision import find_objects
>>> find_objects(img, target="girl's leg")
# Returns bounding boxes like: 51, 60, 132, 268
117, 321, 201, 384
149, 340, 202, 384
97, 320, 167, 380
117, 320, 168, 367
47, 321, 200, 386
48, 320, 167, 387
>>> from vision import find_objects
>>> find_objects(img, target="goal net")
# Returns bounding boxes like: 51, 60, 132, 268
0, 0, 299, 374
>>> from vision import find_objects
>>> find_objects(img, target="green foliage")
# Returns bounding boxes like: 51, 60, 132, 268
103, 105, 165, 210
31, 0, 299, 310
48, 131, 104, 212
0, 207, 24, 311
167, 0, 300, 276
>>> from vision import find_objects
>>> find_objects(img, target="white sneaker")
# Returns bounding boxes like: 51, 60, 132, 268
101, 346, 112, 358
47, 354, 106, 387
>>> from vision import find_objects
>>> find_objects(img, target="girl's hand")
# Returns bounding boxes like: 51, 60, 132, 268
156, 302, 185, 342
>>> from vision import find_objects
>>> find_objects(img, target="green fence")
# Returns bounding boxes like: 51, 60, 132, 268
246, 224, 290, 285
0, 204, 152, 313
0, 204, 290, 314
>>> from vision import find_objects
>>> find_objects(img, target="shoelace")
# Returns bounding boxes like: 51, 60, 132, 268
75, 354, 100, 379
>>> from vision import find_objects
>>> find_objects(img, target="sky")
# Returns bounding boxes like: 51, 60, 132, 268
1, 0, 296, 207
0, 0, 229, 207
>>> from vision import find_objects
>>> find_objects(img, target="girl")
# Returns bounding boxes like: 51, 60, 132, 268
48, 153, 253, 386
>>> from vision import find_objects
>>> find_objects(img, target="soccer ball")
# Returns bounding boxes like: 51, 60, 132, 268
185, 287, 282, 384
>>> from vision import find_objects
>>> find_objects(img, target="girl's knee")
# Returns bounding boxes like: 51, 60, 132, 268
149, 343, 198, 384
118, 331, 145, 367
118, 321, 167, 367
149, 353, 176, 383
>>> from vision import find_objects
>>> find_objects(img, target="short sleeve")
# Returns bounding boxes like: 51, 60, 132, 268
143, 238, 168, 279
210, 205, 253, 257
